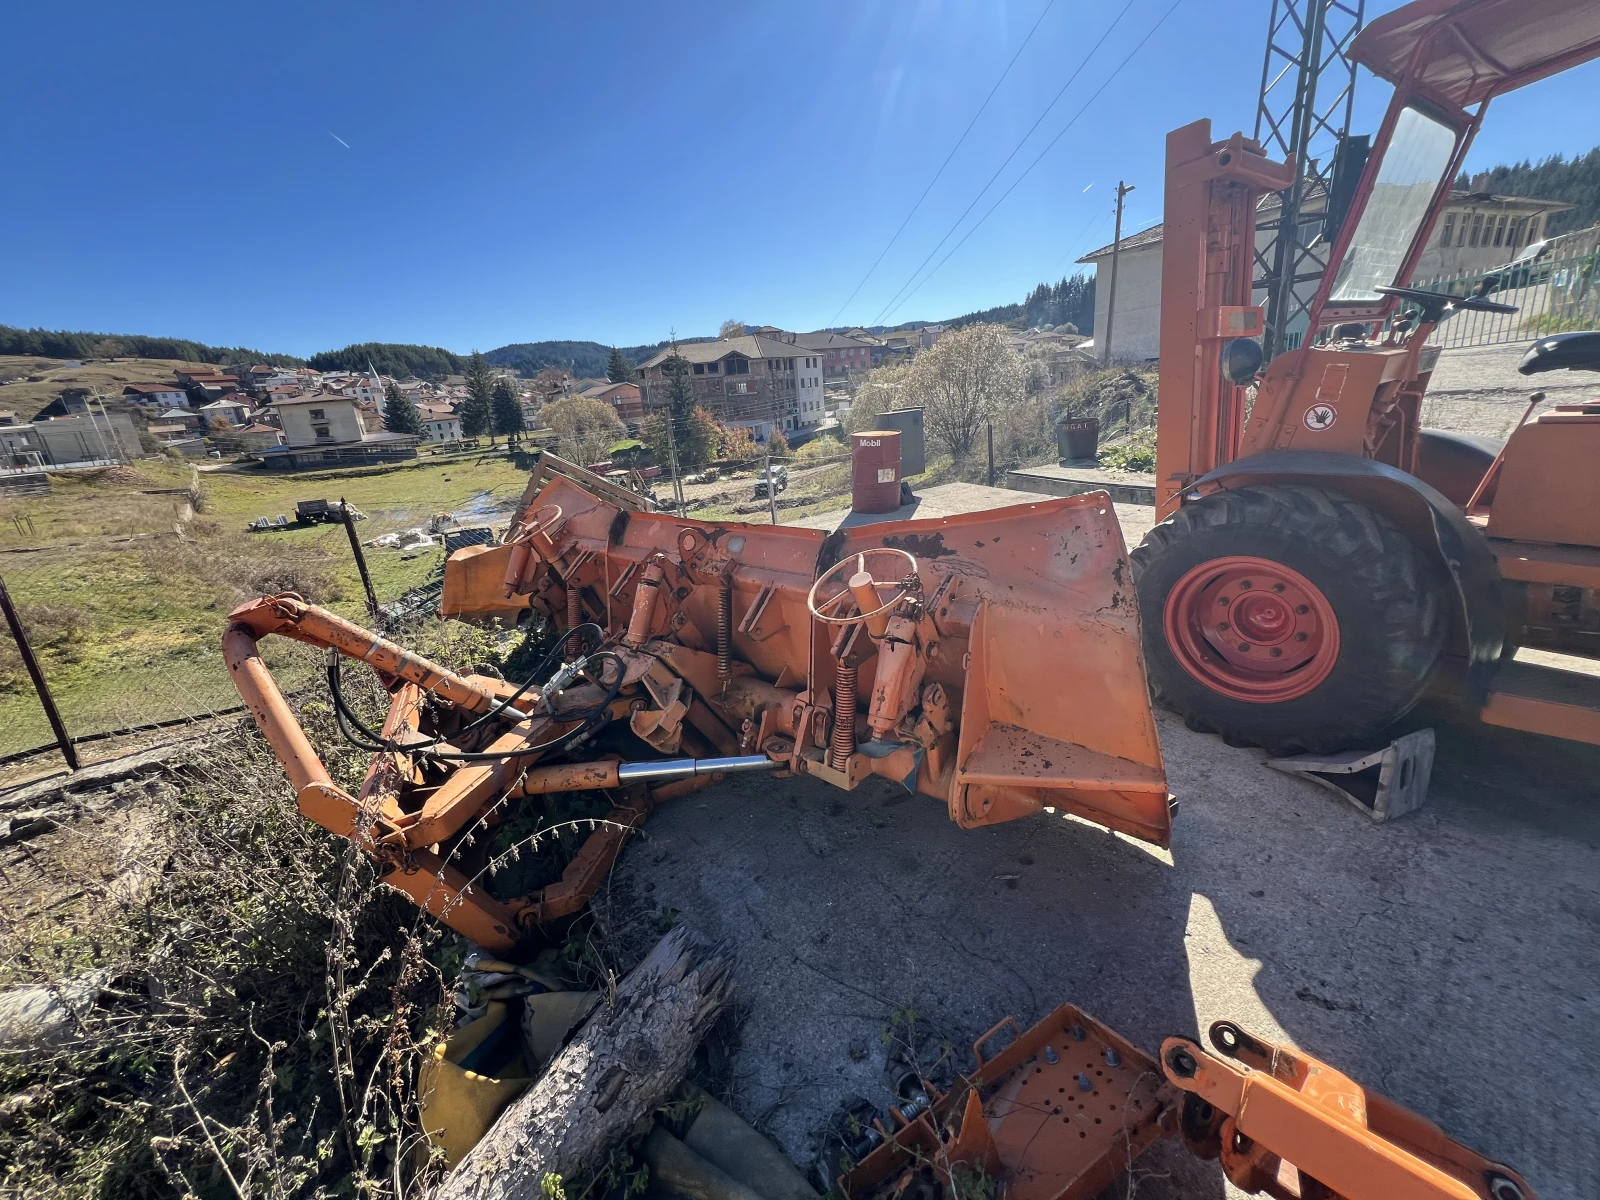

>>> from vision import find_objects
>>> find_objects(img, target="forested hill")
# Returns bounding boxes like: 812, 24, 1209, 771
1463, 145, 1600, 236
306, 342, 463, 379
483, 339, 675, 378
0, 325, 301, 366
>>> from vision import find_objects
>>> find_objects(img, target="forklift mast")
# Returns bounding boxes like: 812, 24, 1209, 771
1153, 0, 1600, 520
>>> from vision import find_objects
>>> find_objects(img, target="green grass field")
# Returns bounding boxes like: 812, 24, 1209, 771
0, 455, 533, 754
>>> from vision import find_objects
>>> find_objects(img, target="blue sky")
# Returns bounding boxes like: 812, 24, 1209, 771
3, 1, 1597, 357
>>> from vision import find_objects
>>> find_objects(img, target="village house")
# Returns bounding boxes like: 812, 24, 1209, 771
416, 402, 462, 444
198, 397, 252, 428
255, 393, 418, 469
1076, 188, 1574, 360
635, 336, 826, 440
577, 380, 644, 428
122, 382, 190, 408
31, 412, 143, 464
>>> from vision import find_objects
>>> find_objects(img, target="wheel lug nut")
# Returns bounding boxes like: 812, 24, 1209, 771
1238, 643, 1250, 652
1295, 632, 1308, 642
1269, 647, 1282, 657
1218, 596, 1230, 605
1218, 623, 1229, 632
1272, 583, 1285, 592
1295, 604, 1309, 615
1239, 580, 1253, 589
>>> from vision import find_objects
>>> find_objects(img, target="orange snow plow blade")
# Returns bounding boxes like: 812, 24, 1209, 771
227, 468, 1168, 951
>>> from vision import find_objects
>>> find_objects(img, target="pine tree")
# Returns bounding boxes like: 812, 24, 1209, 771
462, 350, 493, 439
606, 346, 633, 384
382, 382, 424, 436
491, 377, 525, 443
664, 352, 694, 423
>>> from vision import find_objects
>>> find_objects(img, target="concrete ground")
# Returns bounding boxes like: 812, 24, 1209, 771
603, 480, 1600, 1198
1420, 340, 1594, 438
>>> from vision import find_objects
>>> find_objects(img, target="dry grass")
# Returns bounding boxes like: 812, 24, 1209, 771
0, 357, 209, 421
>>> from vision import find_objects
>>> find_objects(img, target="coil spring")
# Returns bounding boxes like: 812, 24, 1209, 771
830, 663, 857, 769
716, 575, 732, 691
565, 582, 584, 652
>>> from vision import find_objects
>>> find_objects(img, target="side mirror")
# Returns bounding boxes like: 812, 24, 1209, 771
1222, 338, 1264, 385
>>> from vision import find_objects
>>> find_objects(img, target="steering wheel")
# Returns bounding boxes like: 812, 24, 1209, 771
509, 503, 563, 544
808, 547, 919, 628
1375, 285, 1518, 319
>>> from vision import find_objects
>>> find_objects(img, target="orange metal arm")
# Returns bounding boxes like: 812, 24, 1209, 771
1161, 1024, 1535, 1200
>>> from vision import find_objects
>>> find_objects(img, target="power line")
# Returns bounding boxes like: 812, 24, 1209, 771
865, 0, 1142, 330
879, 0, 1185, 326
824, 0, 1060, 330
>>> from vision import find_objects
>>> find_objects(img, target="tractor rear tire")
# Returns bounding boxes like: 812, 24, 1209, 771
1130, 485, 1447, 755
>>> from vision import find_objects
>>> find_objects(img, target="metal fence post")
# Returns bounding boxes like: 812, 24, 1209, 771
340, 497, 380, 619
0, 573, 78, 770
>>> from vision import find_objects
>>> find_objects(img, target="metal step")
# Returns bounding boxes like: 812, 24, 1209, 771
1481, 659, 1600, 745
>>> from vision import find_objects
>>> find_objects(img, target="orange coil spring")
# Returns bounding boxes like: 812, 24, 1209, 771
830, 663, 857, 769
565, 582, 585, 652
716, 576, 732, 689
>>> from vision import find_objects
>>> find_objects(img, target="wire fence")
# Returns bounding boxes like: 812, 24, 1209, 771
1423, 250, 1600, 349
0, 463, 526, 766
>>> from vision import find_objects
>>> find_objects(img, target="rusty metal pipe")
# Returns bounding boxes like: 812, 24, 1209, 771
224, 624, 333, 795
231, 597, 503, 714
848, 570, 891, 639
502, 540, 533, 597
625, 556, 667, 648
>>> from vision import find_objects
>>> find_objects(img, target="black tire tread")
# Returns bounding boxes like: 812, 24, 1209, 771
1130, 485, 1447, 754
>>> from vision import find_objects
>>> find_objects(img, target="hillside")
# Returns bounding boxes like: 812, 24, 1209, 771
0, 355, 213, 419
482, 338, 679, 378
306, 342, 463, 380
1462, 144, 1600, 237
0, 324, 299, 367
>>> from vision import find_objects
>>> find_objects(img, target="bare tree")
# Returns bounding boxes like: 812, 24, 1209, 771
540, 396, 626, 465
718, 319, 746, 340
906, 323, 1025, 460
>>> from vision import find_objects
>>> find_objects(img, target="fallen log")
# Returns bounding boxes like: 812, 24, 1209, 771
436, 925, 733, 1200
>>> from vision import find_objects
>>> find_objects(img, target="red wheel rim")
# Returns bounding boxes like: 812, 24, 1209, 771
1163, 556, 1339, 703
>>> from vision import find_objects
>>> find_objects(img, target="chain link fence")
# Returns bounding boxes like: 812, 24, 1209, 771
0, 460, 526, 766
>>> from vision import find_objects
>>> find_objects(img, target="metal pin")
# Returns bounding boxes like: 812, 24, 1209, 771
1104, 1047, 1121, 1067
1043, 1045, 1059, 1065
1077, 1073, 1093, 1092
1069, 1025, 1086, 1042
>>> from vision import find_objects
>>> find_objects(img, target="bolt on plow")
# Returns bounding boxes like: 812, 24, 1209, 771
225, 475, 1168, 952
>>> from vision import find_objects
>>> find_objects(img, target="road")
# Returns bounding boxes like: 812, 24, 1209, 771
602, 483, 1600, 1198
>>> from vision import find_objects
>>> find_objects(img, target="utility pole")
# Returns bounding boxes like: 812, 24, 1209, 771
665, 410, 685, 510
1101, 181, 1135, 367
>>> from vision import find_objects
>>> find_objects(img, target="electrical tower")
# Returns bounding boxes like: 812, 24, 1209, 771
1253, 0, 1365, 359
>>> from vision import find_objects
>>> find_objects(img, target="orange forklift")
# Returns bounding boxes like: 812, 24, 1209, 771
1132, 0, 1600, 753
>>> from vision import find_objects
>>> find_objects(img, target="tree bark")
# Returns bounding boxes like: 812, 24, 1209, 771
436, 926, 733, 1200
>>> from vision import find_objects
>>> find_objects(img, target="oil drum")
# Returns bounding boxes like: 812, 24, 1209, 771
1057, 416, 1100, 462
851, 430, 902, 513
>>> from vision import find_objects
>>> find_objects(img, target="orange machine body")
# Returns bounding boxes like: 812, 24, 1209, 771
1146, 0, 1600, 748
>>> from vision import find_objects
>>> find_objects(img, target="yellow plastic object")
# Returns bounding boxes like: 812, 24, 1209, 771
418, 1002, 531, 1169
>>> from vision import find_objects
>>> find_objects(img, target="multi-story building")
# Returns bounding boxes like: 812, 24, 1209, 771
793, 331, 878, 380
577, 381, 644, 428
635, 336, 825, 440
